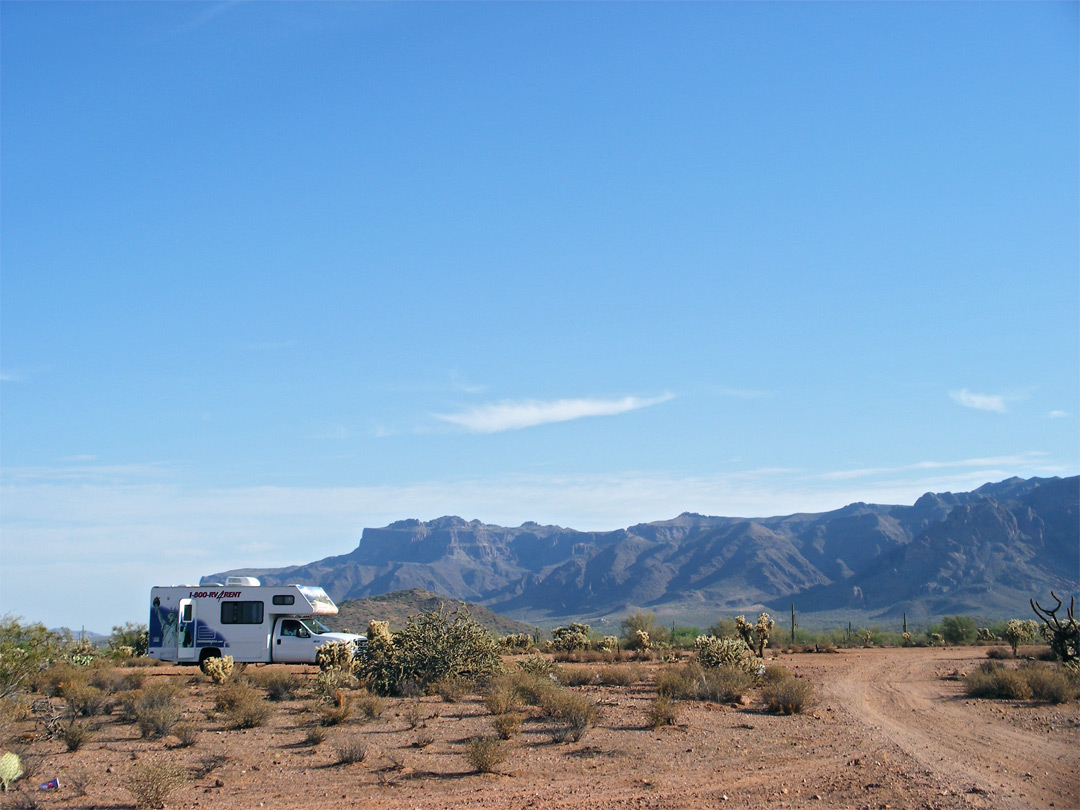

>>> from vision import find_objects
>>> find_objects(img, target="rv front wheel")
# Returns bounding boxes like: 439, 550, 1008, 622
198, 648, 222, 672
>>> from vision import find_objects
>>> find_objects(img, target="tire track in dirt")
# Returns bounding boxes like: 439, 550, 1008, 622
823, 647, 1078, 810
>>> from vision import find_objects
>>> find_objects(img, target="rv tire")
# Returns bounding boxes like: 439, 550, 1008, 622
198, 648, 222, 672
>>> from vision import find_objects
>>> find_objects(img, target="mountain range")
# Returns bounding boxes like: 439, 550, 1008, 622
205, 475, 1079, 626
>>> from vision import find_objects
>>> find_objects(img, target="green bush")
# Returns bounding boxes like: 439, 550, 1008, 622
0, 616, 64, 699
939, 615, 978, 646
359, 605, 501, 696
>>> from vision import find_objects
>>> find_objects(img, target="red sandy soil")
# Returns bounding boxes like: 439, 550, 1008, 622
3, 646, 1076, 810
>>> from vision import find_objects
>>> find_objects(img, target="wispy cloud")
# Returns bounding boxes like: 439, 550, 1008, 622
435, 394, 675, 434
818, 452, 1053, 481
949, 388, 1007, 413
1047, 410, 1070, 419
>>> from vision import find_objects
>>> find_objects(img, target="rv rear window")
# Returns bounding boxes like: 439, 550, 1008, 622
272, 595, 295, 606
221, 601, 264, 624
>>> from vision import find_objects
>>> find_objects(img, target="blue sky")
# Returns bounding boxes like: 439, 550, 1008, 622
2, 2, 1077, 632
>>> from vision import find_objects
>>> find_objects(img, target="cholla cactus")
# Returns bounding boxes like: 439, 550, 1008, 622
594, 635, 619, 653
66, 638, 99, 667
202, 655, 234, 684
901, 632, 913, 647
634, 630, 651, 651
976, 627, 996, 642
498, 633, 534, 652
930, 633, 944, 647
316, 641, 359, 675
754, 613, 775, 656
367, 621, 392, 645
551, 624, 591, 652
694, 635, 762, 674
1002, 619, 1039, 657
0, 751, 23, 791
734, 616, 754, 650
862, 629, 873, 647
359, 604, 501, 696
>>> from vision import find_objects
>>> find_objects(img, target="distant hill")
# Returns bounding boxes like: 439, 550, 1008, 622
322, 588, 538, 637
206, 475, 1079, 626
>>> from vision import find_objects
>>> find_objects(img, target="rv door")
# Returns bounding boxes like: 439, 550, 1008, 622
177, 599, 197, 661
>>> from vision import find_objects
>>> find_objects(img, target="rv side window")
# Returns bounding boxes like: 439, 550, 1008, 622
272, 595, 295, 605
220, 601, 264, 624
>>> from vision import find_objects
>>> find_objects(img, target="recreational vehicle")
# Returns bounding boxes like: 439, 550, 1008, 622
148, 577, 365, 665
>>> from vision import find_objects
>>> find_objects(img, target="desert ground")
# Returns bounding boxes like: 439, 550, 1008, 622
3, 646, 1076, 810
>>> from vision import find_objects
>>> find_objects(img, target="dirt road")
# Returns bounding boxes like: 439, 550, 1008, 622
819, 646, 1078, 809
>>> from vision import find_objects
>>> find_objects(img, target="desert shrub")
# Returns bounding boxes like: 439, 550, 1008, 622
761, 664, 793, 684
359, 605, 501, 696
215, 681, 271, 729
647, 695, 680, 728
248, 669, 302, 701
122, 759, 188, 808
174, 724, 198, 748
551, 623, 592, 653
402, 701, 425, 729
492, 711, 524, 739
304, 725, 327, 746
986, 647, 1013, 660
965, 664, 1033, 700
557, 666, 596, 687
61, 720, 92, 752
698, 666, 754, 703
1, 617, 66, 700
353, 689, 384, 720
485, 675, 526, 715
133, 683, 182, 739
540, 689, 598, 743
655, 663, 700, 700
761, 676, 815, 714
1020, 663, 1079, 703
695, 635, 762, 674
597, 664, 640, 687
318, 692, 352, 726
464, 736, 507, 773
335, 737, 368, 765
64, 682, 108, 717
433, 675, 469, 703
200, 656, 234, 684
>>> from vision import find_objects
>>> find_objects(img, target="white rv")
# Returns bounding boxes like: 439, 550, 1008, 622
148, 577, 365, 666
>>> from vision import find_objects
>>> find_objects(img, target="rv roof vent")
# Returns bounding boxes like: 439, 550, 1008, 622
225, 576, 261, 587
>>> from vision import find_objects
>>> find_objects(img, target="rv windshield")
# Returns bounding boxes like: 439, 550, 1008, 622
300, 619, 331, 636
